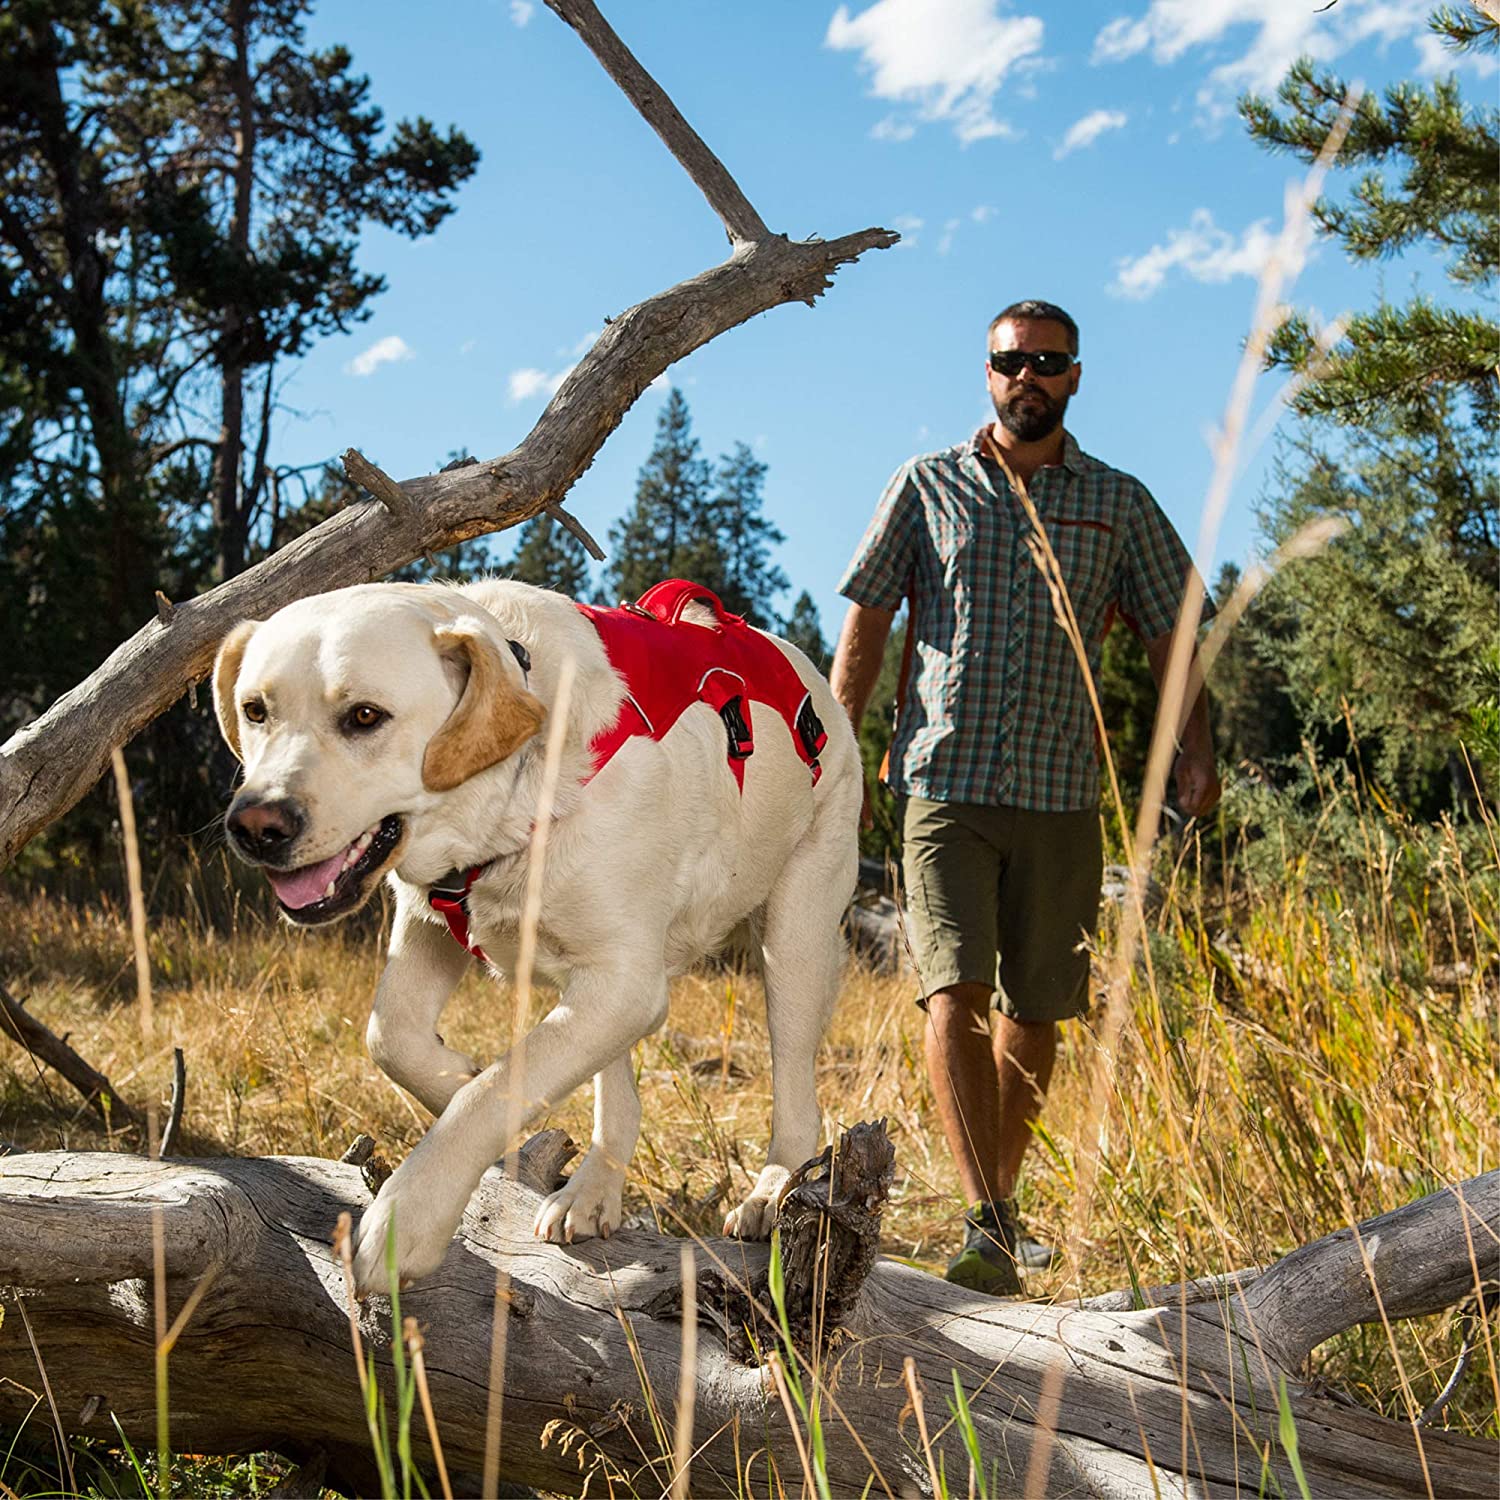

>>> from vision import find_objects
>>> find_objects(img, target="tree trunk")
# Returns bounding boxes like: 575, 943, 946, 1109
1, 1136, 1493, 1498
211, 0, 256, 585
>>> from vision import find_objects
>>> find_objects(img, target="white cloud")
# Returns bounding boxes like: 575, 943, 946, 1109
1415, 27, 1498, 77
937, 216, 962, 255
1092, 0, 1431, 118
1054, 108, 1127, 159
565, 330, 600, 358
971, 203, 996, 222
345, 335, 413, 377
507, 365, 573, 402
509, 1, 535, 27
1109, 208, 1282, 298
871, 115, 918, 142
826, 0, 1043, 145
891, 213, 924, 249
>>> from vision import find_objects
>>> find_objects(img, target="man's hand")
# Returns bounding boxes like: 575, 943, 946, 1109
1173, 744, 1221, 818
1144, 630, 1220, 820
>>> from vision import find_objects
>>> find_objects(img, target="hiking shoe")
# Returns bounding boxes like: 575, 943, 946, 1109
944, 1201, 1021, 1297
997, 1198, 1055, 1271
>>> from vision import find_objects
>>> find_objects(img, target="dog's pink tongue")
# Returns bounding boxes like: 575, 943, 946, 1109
267, 849, 348, 910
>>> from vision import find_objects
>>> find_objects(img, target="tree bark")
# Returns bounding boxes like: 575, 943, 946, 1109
1, 1140, 1493, 1498
0, 0, 897, 870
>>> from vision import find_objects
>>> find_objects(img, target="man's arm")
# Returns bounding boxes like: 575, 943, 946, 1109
829, 601, 895, 732
829, 602, 896, 828
1143, 632, 1221, 818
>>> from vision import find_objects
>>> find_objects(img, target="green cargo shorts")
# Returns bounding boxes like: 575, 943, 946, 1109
901, 796, 1102, 1023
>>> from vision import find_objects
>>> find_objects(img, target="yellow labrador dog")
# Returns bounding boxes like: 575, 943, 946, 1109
213, 578, 859, 1293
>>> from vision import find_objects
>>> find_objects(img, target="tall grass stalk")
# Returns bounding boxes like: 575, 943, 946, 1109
900, 1357, 941, 1498
764, 1232, 831, 1500
1009, 91, 1362, 1500
669, 1243, 697, 1500
111, 747, 173, 1497
483, 655, 575, 1499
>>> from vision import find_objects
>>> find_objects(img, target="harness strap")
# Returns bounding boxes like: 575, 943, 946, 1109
428, 862, 492, 963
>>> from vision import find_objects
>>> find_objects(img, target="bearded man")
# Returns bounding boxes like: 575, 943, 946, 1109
829, 300, 1220, 1294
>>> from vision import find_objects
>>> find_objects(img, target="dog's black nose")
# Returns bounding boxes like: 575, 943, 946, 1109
227, 797, 304, 861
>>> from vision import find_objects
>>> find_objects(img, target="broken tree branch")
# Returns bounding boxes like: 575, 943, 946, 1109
0, 2, 896, 871
159, 1046, 186, 1157
545, 503, 605, 562
340, 449, 415, 522
544, 0, 770, 244
0, 981, 139, 1127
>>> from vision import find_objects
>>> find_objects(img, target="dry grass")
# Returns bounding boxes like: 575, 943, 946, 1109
2, 790, 1496, 1444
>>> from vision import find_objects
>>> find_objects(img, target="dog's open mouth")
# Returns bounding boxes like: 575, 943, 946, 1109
266, 815, 404, 923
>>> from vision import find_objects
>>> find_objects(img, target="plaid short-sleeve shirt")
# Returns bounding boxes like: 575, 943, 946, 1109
838, 427, 1213, 812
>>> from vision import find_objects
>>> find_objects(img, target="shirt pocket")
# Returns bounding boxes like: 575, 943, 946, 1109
1047, 512, 1118, 601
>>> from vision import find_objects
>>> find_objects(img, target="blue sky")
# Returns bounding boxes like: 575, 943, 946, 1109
279, 0, 1491, 638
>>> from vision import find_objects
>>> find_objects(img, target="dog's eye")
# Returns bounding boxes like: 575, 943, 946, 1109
242, 700, 267, 724
343, 703, 389, 734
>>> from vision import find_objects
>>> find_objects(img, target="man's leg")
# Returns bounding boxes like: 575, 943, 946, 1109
903, 798, 1025, 1294
991, 1015, 1057, 1199
986, 804, 1103, 1271
923, 982, 1003, 1206
924, 983, 1024, 1294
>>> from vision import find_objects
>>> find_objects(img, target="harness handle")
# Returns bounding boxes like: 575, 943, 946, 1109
633, 578, 742, 629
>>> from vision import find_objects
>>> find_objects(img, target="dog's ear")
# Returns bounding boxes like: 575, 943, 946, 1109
423, 623, 547, 792
213, 620, 261, 762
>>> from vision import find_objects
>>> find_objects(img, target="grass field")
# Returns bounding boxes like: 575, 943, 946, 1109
1, 774, 1497, 1494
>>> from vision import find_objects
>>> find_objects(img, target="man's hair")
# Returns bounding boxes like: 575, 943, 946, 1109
989, 300, 1079, 355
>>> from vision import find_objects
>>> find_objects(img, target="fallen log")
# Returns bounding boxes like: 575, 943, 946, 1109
1, 1130, 1493, 1498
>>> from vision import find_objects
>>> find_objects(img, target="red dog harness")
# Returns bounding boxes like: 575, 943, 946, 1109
577, 578, 826, 789
429, 580, 828, 962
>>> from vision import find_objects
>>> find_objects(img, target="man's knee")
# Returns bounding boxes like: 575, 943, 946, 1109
925, 982, 994, 1023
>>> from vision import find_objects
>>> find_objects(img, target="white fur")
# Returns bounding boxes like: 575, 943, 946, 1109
220, 579, 860, 1293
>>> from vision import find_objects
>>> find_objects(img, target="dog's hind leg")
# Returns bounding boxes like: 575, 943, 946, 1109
365, 888, 481, 1117
724, 824, 854, 1239
533, 1052, 640, 1243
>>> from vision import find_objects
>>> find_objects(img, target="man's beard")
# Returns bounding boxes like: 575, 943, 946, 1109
993, 384, 1068, 442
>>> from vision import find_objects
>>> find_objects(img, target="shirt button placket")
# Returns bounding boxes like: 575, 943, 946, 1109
996, 523, 1027, 801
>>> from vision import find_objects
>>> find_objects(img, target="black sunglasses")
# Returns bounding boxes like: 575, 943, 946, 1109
989, 349, 1075, 378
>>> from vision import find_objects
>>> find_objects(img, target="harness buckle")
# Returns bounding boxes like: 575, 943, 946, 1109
718, 696, 754, 759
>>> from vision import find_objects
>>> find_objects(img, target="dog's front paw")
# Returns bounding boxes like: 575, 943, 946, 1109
352, 1160, 467, 1294
534, 1151, 625, 1244
723, 1164, 792, 1240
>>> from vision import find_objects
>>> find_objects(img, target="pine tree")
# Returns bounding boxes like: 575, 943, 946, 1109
504, 512, 592, 597
602, 388, 713, 603
1205, 563, 1302, 780
1240, 6, 1497, 437
157, 0, 479, 580
1256, 411, 1495, 805
705, 442, 787, 627
780, 591, 828, 666
1240, 7, 1498, 809
1095, 623, 1157, 797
